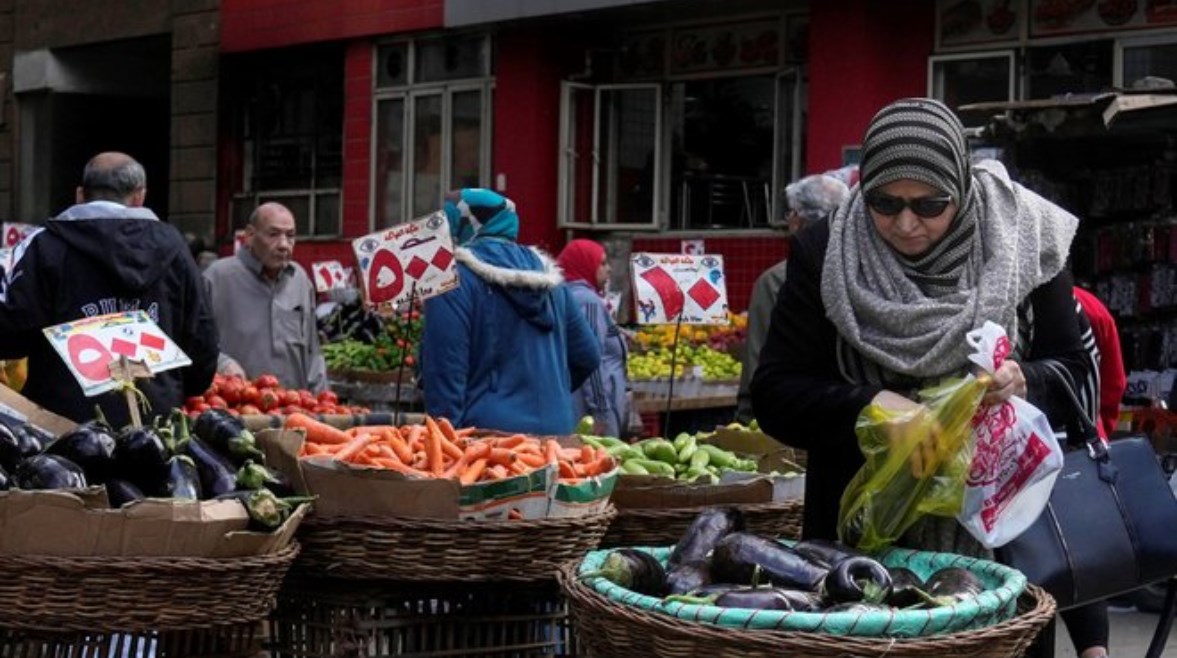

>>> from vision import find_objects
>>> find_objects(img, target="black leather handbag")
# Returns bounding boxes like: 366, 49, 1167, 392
997, 363, 1177, 611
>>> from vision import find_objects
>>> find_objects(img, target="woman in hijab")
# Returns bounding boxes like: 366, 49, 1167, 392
558, 239, 629, 438
419, 189, 601, 435
751, 99, 1106, 658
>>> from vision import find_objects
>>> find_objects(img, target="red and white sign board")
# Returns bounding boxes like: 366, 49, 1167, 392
311, 260, 351, 293
42, 311, 192, 397
351, 211, 459, 314
3, 223, 35, 248
233, 229, 248, 254
630, 252, 729, 325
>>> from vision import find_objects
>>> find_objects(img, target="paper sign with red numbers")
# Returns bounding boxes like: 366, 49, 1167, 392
42, 311, 192, 397
630, 252, 729, 325
311, 260, 351, 293
2, 222, 35, 248
351, 211, 459, 314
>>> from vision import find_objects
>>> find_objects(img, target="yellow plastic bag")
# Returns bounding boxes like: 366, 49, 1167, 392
838, 374, 988, 552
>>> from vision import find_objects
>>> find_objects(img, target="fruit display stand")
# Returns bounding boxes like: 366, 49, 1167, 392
259, 427, 617, 657
326, 368, 421, 414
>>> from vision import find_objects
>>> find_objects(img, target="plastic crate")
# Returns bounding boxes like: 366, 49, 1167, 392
0, 624, 260, 658
269, 577, 577, 658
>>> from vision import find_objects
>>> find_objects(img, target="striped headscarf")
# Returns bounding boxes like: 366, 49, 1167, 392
821, 98, 1077, 384
443, 188, 519, 246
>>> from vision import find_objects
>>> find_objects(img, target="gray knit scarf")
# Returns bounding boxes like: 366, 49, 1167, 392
822, 160, 1077, 384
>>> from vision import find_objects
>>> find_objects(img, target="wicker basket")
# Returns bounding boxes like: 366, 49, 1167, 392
558, 562, 1056, 658
601, 500, 803, 548
0, 624, 261, 658
295, 506, 616, 582
0, 543, 300, 633
269, 577, 576, 657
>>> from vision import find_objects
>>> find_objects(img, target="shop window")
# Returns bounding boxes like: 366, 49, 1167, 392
1025, 40, 1114, 99
929, 51, 1016, 125
226, 45, 343, 238
1117, 35, 1177, 87
372, 36, 493, 229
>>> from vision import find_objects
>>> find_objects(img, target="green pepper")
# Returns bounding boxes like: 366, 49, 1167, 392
698, 444, 741, 469
621, 460, 650, 475
627, 458, 676, 478
677, 435, 698, 463
689, 449, 711, 472
639, 439, 679, 464
608, 446, 644, 462
686, 468, 718, 484
672, 432, 694, 452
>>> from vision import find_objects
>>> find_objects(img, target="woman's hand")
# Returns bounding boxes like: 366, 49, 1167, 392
981, 360, 1026, 407
871, 390, 945, 479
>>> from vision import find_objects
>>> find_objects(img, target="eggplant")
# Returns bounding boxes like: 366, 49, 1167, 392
792, 538, 866, 570
152, 455, 202, 500
711, 532, 828, 592
182, 436, 239, 498
592, 549, 667, 597
193, 409, 265, 466
0, 419, 44, 472
713, 587, 816, 611
235, 460, 294, 496
925, 567, 983, 605
665, 562, 712, 595
114, 426, 170, 481
44, 424, 117, 484
886, 567, 927, 608
106, 479, 145, 508
669, 507, 745, 569
14, 454, 87, 490
821, 556, 893, 604
215, 489, 314, 531
0, 463, 9, 490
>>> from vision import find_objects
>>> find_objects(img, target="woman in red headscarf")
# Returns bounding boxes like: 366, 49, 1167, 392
558, 239, 630, 438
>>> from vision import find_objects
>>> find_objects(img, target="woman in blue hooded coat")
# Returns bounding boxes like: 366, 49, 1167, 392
420, 189, 601, 435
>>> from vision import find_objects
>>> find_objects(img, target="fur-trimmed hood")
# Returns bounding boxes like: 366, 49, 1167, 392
456, 241, 565, 331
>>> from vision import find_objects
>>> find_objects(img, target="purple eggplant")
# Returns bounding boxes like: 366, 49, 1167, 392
114, 426, 170, 481
0, 420, 44, 473
153, 455, 202, 500
669, 507, 745, 569
792, 538, 866, 570
711, 532, 828, 592
14, 454, 87, 490
45, 424, 117, 484
821, 556, 893, 604
665, 561, 712, 595
925, 567, 983, 605
105, 479, 145, 508
887, 567, 927, 608
714, 587, 814, 611
182, 436, 238, 498
592, 549, 667, 597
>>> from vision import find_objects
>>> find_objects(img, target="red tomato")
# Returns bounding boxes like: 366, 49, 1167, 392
317, 390, 339, 406
282, 404, 303, 416
241, 385, 260, 406
185, 396, 204, 409
281, 390, 301, 406
404, 355, 416, 367
205, 395, 228, 409
258, 388, 280, 412
219, 380, 242, 405
255, 374, 280, 390
239, 404, 261, 415
192, 402, 211, 413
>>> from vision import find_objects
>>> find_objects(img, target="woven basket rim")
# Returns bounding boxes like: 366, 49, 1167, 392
0, 541, 300, 571
558, 560, 1056, 652
303, 504, 617, 529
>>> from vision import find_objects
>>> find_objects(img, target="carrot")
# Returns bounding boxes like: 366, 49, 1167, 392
348, 425, 401, 437
557, 460, 577, 479
300, 442, 329, 457
544, 440, 561, 465
460, 458, 488, 485
286, 413, 352, 445
558, 447, 584, 462
487, 464, 510, 480
371, 457, 431, 477
439, 435, 464, 461
455, 427, 476, 438
464, 441, 491, 461
580, 444, 596, 464
507, 508, 524, 521
335, 433, 381, 463
516, 452, 547, 469
385, 431, 413, 463
438, 418, 466, 447
487, 447, 516, 466
404, 425, 426, 450
508, 460, 530, 475
423, 417, 446, 476
493, 434, 527, 450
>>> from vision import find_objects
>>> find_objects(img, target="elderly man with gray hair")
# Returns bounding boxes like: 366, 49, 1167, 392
735, 173, 850, 424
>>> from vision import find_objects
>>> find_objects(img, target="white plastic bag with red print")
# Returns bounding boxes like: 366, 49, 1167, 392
957, 321, 1064, 549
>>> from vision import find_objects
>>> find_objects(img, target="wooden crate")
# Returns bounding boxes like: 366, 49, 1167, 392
269, 578, 577, 658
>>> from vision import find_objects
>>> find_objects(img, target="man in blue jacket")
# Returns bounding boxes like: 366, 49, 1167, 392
0, 152, 218, 426
420, 189, 600, 434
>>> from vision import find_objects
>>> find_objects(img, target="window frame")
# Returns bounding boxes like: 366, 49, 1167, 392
927, 49, 1018, 104
1113, 32, 1177, 88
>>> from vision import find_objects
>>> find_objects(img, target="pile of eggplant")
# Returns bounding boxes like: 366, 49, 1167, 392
0, 409, 309, 532
591, 507, 984, 613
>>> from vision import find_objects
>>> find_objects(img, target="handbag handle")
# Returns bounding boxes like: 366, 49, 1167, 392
1041, 361, 1108, 462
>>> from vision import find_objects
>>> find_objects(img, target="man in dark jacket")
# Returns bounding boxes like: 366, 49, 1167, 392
0, 152, 218, 426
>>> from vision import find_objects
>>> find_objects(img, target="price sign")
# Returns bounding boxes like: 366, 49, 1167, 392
311, 260, 350, 293
42, 311, 192, 397
2, 222, 34, 248
233, 229, 248, 254
351, 211, 459, 313
630, 252, 729, 325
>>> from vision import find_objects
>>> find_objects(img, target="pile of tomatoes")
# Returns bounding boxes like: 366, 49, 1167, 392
185, 374, 369, 416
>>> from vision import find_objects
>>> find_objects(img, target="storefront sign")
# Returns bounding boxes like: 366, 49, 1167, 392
681, 240, 705, 256
2, 222, 34, 248
630, 252, 728, 325
43, 311, 192, 397
351, 211, 459, 313
669, 18, 780, 74
1030, 0, 1177, 36
938, 0, 1025, 48
311, 260, 351, 293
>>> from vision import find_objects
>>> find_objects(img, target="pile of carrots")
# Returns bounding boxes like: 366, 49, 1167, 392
285, 412, 615, 485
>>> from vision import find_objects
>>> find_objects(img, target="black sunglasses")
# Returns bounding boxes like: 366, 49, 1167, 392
865, 193, 953, 218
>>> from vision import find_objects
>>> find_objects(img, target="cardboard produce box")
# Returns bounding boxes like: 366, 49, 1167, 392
0, 385, 78, 437
0, 487, 306, 558
258, 428, 617, 521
